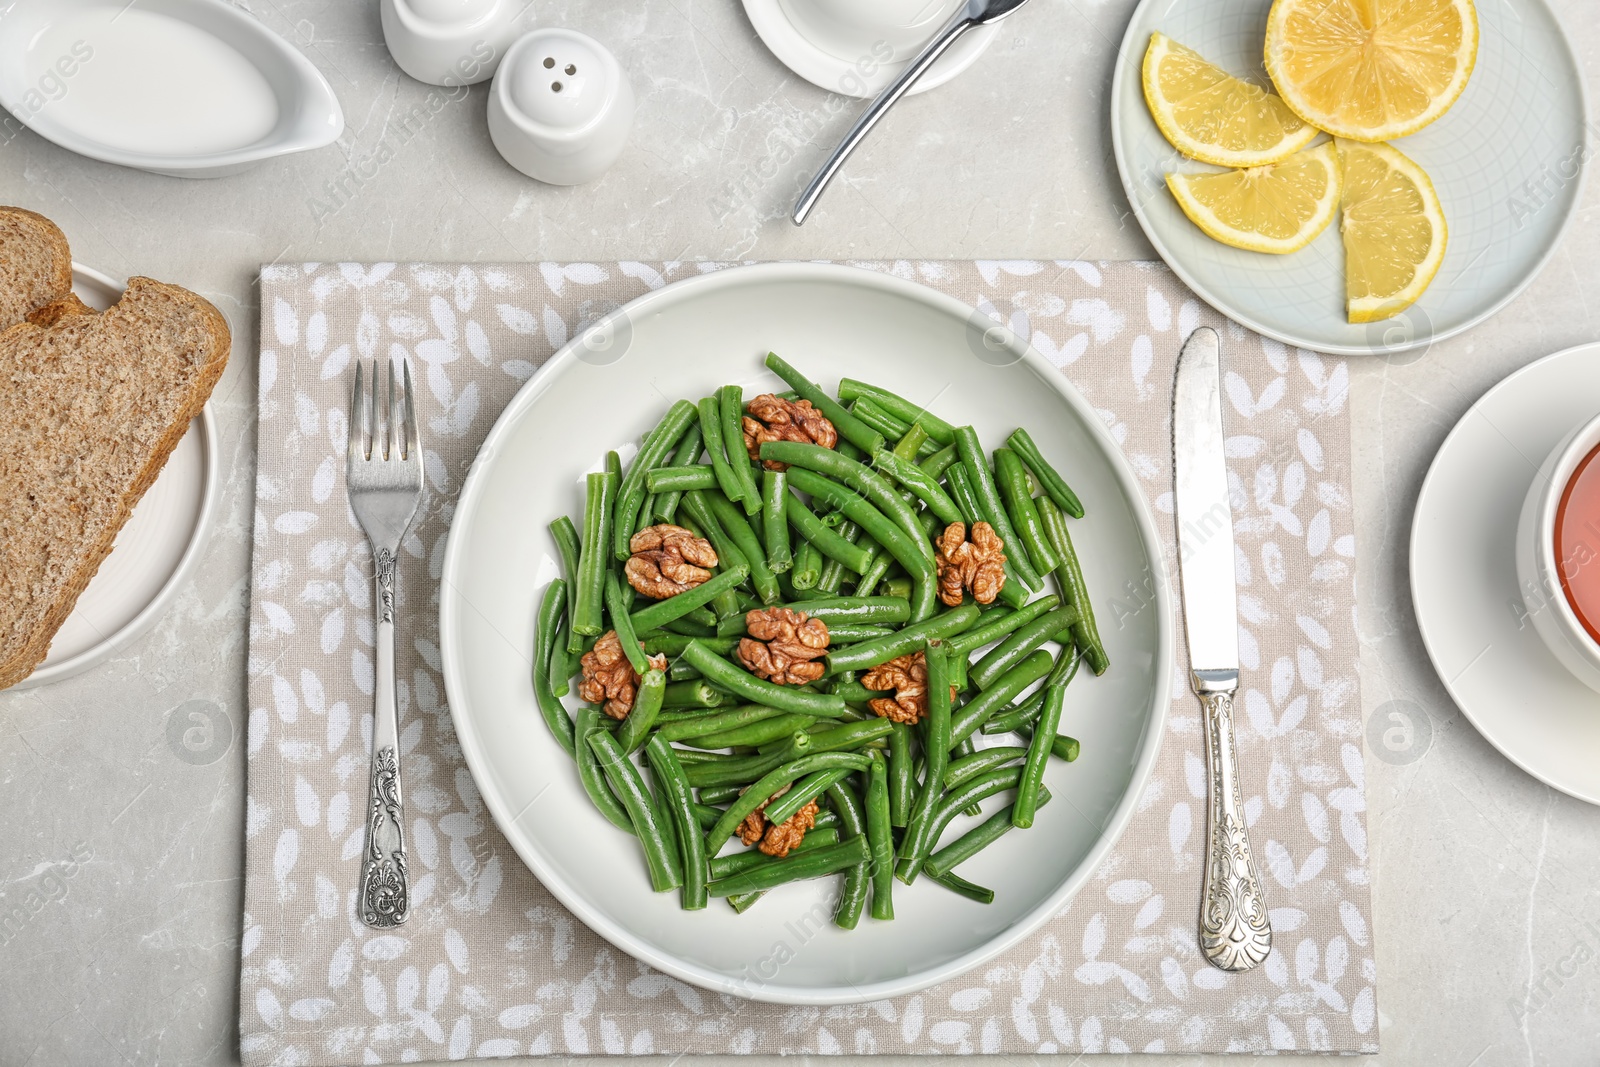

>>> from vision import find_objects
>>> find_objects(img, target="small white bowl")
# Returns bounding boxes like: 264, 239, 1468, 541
379, 0, 532, 87
777, 0, 962, 61
487, 29, 634, 186
1515, 410, 1600, 691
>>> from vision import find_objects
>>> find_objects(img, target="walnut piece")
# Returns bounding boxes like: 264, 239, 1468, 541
742, 394, 839, 470
625, 524, 718, 599
861, 650, 959, 724
737, 786, 821, 858
737, 607, 830, 686
578, 631, 667, 720
935, 521, 1007, 607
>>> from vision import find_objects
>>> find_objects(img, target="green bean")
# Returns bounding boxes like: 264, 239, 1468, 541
660, 680, 730, 708
854, 552, 893, 598
550, 615, 578, 697
616, 668, 667, 752
704, 752, 873, 854
954, 427, 1042, 591
1036, 496, 1108, 675
641, 632, 737, 657
872, 449, 962, 524
655, 704, 789, 742
759, 442, 931, 561
761, 470, 793, 574
534, 580, 576, 757
1018, 724, 1081, 762
692, 803, 723, 829
949, 735, 984, 816
994, 447, 1062, 576
894, 766, 1026, 884
923, 788, 1052, 878
551, 515, 585, 658
718, 384, 763, 515
814, 519, 856, 593
646, 735, 709, 909
969, 605, 1079, 690
652, 423, 704, 524
848, 396, 912, 442
789, 717, 893, 756
887, 722, 914, 827
707, 835, 870, 897
785, 494, 874, 573
718, 596, 911, 636
709, 827, 839, 879
826, 624, 896, 644
697, 395, 749, 507
702, 490, 780, 604
645, 466, 719, 493
662, 616, 717, 638
943, 455, 986, 526
766, 767, 852, 825
827, 781, 870, 929
668, 659, 702, 682
950, 649, 1054, 747
573, 470, 617, 636
679, 641, 849, 719
896, 641, 952, 883
893, 423, 929, 462
946, 595, 1059, 656
928, 870, 994, 904
1043, 639, 1082, 689
1007, 427, 1084, 519
865, 754, 895, 920
836, 379, 957, 444
919, 443, 959, 479
980, 689, 1049, 735
824, 601, 981, 675
944, 746, 1028, 790
782, 467, 938, 622
791, 539, 823, 591
678, 489, 749, 577
687, 712, 818, 750
696, 783, 744, 805
575, 706, 634, 833
604, 572, 651, 676
1014, 679, 1064, 828
614, 400, 699, 561
687, 748, 786, 788
762, 352, 884, 454
588, 730, 682, 892
627, 565, 750, 634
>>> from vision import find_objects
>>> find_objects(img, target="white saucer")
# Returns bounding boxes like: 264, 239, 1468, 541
1412, 343, 1600, 804
741, 0, 998, 97
9, 265, 220, 690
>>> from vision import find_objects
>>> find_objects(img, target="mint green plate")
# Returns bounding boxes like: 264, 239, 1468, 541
1110, 0, 1588, 356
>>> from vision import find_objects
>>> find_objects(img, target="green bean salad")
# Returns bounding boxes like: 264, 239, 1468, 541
535, 353, 1106, 924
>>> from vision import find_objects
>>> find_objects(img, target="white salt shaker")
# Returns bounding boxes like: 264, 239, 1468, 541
487, 28, 634, 186
380, 0, 532, 87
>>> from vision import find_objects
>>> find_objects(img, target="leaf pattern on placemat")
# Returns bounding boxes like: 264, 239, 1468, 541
241, 261, 1376, 1064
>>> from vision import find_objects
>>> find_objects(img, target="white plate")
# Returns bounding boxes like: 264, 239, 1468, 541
0, 0, 343, 178
1110, 0, 1587, 356
1412, 343, 1600, 805
741, 0, 998, 98
10, 266, 219, 690
440, 262, 1171, 1004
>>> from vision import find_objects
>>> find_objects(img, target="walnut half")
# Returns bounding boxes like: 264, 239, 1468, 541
737, 607, 830, 686
578, 631, 667, 720
625, 524, 717, 600
935, 520, 1007, 607
742, 394, 838, 470
860, 650, 957, 725
737, 786, 821, 858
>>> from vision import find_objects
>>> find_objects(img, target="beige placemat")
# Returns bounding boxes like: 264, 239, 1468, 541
241, 260, 1376, 1063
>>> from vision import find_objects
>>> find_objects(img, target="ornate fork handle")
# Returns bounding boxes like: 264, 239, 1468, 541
1196, 670, 1271, 971
359, 546, 409, 928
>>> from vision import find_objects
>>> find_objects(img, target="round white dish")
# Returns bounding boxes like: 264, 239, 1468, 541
379, 0, 531, 88
1412, 342, 1600, 805
741, 0, 998, 98
1110, 0, 1587, 356
11, 265, 220, 690
0, 0, 344, 178
440, 262, 1171, 1004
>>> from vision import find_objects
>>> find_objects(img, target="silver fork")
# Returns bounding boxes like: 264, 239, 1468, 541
347, 357, 425, 929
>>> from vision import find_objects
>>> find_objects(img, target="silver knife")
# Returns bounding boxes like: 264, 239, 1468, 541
1173, 327, 1272, 972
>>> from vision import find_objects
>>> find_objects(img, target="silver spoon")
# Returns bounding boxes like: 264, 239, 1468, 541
791, 0, 1036, 225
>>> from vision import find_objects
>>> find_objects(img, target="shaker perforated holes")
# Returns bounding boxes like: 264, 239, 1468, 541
508, 34, 605, 126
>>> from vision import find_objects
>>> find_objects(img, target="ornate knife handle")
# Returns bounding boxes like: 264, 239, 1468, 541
1195, 669, 1271, 971
358, 547, 409, 928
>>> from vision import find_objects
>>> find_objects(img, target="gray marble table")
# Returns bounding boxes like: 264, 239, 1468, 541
2, 1, 1597, 1064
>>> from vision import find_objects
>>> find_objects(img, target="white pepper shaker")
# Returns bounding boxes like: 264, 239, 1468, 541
487, 28, 634, 186
379, 0, 532, 87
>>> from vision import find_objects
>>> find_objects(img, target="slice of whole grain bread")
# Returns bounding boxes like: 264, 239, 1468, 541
0, 207, 73, 329
0, 277, 230, 689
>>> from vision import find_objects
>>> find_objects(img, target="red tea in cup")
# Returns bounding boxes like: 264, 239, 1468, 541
1554, 440, 1600, 643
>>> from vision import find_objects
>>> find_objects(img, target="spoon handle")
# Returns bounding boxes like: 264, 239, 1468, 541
791, 4, 979, 225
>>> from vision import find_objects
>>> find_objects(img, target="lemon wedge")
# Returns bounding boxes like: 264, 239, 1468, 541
1143, 32, 1317, 167
1264, 0, 1478, 142
1166, 142, 1340, 254
1336, 139, 1447, 323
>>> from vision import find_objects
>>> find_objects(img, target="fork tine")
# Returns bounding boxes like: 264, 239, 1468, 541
402, 358, 419, 462
349, 360, 366, 465
384, 357, 397, 461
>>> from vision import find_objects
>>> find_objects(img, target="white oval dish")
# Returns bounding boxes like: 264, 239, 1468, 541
439, 262, 1171, 1003
0, 0, 343, 178
9, 265, 220, 690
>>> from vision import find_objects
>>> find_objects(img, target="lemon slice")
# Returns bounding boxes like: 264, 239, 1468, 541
1166, 142, 1340, 254
1264, 0, 1478, 142
1337, 139, 1447, 323
1143, 32, 1317, 167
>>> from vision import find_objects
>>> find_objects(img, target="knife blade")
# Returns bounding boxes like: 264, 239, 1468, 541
1172, 326, 1272, 972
